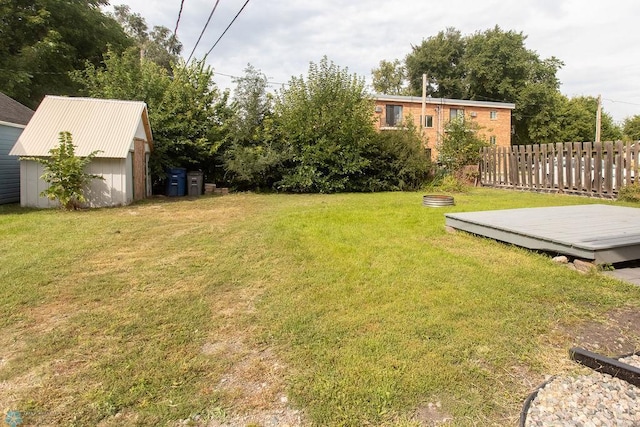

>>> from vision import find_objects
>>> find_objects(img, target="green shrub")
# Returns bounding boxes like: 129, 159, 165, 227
24, 131, 103, 210
618, 183, 640, 202
362, 120, 432, 191
436, 115, 487, 176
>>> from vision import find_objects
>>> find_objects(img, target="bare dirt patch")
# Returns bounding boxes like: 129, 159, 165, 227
204, 343, 303, 427
411, 402, 453, 426
562, 307, 640, 356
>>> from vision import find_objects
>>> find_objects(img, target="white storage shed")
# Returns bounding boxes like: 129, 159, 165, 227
9, 96, 153, 208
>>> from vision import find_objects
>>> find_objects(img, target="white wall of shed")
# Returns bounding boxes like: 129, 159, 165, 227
20, 158, 132, 208
20, 160, 57, 208
85, 157, 130, 206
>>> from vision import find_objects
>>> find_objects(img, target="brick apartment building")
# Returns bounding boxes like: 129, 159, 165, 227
373, 94, 515, 159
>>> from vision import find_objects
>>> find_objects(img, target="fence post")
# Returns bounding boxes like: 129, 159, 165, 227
533, 144, 540, 189
604, 141, 614, 195
625, 141, 632, 186
564, 142, 574, 190
555, 142, 564, 191
615, 141, 624, 191
585, 142, 593, 193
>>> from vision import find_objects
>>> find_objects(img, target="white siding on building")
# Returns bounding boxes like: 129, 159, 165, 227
21, 158, 132, 208
21, 160, 55, 208
85, 158, 129, 207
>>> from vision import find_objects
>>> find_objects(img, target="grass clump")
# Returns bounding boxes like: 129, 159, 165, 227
618, 182, 640, 202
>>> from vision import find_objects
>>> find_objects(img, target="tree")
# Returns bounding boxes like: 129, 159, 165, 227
24, 131, 103, 210
222, 65, 283, 190
623, 115, 640, 141
371, 59, 408, 95
275, 57, 376, 193
403, 26, 564, 145
437, 115, 488, 176
405, 28, 467, 98
112, 4, 182, 71
556, 96, 622, 142
464, 27, 564, 145
73, 47, 229, 186
0, 0, 131, 108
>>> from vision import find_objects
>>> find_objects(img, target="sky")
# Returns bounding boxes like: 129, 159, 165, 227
110, 0, 640, 122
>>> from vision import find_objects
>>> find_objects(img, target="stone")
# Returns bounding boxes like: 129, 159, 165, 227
574, 259, 596, 273
553, 255, 569, 264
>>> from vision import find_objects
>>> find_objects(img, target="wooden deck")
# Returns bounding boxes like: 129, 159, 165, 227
445, 204, 640, 264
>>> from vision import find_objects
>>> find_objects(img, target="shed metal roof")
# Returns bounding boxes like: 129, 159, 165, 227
0, 92, 34, 126
9, 96, 153, 158
373, 93, 516, 110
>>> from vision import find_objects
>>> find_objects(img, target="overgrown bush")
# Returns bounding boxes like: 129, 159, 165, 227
618, 183, 640, 202
24, 131, 103, 209
274, 57, 376, 193
362, 120, 431, 191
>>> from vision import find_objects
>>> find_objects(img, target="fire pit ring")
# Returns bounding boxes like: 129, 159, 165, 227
423, 195, 455, 207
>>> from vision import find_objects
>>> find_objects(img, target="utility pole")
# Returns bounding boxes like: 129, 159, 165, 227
595, 94, 602, 143
421, 73, 427, 130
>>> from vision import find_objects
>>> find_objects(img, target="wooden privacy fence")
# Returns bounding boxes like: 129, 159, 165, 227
480, 141, 639, 197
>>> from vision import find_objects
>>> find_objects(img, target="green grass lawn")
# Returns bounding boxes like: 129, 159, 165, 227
1, 189, 640, 426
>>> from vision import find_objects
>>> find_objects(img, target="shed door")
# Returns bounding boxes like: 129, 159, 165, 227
132, 138, 146, 200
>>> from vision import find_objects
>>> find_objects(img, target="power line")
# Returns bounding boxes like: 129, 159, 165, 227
186, 0, 221, 63
169, 0, 187, 53
172, 0, 186, 39
204, 0, 251, 59
212, 70, 287, 86
603, 98, 640, 107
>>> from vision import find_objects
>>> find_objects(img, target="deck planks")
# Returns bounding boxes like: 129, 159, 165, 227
445, 204, 640, 264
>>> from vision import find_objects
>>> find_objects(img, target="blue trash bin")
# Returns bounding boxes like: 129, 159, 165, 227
166, 168, 187, 196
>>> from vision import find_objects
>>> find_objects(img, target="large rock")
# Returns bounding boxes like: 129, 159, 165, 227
574, 259, 597, 273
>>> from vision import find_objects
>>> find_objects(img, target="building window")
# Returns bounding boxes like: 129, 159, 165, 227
490, 110, 498, 120
423, 115, 433, 128
450, 108, 464, 120
489, 136, 497, 145
385, 105, 403, 127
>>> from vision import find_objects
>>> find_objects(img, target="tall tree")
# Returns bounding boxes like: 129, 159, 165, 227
403, 26, 564, 144
275, 57, 376, 193
223, 65, 283, 190
405, 28, 466, 98
0, 0, 131, 108
556, 96, 622, 142
113, 4, 182, 71
464, 27, 564, 144
371, 59, 408, 95
73, 47, 229, 185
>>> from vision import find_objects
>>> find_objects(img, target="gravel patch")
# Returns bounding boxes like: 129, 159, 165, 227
524, 355, 640, 426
